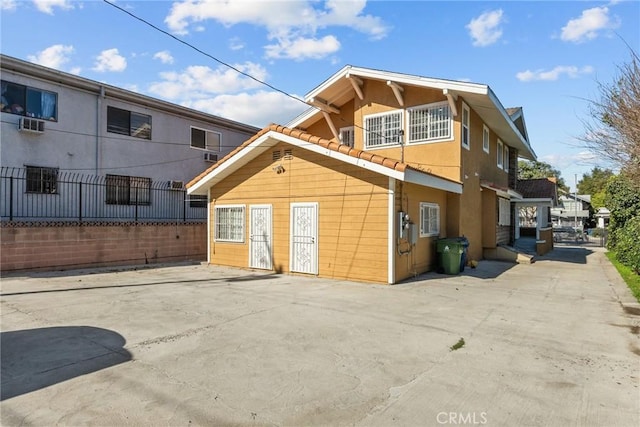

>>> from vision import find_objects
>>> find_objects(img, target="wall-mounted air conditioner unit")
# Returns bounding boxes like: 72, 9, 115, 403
204, 152, 218, 162
168, 180, 185, 190
18, 117, 45, 133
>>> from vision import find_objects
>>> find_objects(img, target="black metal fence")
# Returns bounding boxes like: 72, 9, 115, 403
1, 167, 206, 222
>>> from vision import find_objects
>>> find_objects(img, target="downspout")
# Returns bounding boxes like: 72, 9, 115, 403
96, 86, 105, 175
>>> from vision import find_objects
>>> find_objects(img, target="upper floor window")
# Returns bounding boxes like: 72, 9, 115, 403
26, 166, 58, 194
339, 126, 354, 147
107, 106, 151, 140
483, 125, 490, 153
364, 110, 403, 149
1, 80, 57, 121
191, 127, 221, 151
106, 174, 151, 205
503, 146, 509, 172
461, 102, 470, 150
497, 139, 504, 169
420, 202, 440, 237
407, 102, 452, 143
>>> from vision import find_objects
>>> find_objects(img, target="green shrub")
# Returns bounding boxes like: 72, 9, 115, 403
613, 216, 640, 274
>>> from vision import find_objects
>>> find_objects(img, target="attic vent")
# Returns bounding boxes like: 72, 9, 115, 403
283, 149, 293, 159
272, 150, 282, 161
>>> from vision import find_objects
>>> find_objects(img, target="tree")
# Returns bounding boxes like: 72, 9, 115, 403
518, 160, 569, 193
606, 175, 640, 273
581, 49, 640, 185
577, 167, 615, 208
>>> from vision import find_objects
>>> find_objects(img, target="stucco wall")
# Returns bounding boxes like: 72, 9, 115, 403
1, 222, 206, 272
1, 64, 256, 185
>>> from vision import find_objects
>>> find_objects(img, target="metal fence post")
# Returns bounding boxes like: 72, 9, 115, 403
9, 176, 14, 221
78, 181, 83, 222
134, 186, 138, 222
183, 189, 187, 222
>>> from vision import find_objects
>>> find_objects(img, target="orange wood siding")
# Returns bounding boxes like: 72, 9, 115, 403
208, 142, 390, 284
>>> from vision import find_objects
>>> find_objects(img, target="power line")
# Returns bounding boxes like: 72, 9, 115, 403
102, 0, 306, 107
100, 0, 404, 148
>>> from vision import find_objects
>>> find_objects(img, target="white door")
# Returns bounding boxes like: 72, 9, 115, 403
290, 202, 318, 275
249, 205, 272, 270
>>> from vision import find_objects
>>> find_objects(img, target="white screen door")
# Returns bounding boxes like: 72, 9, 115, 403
290, 202, 318, 274
249, 205, 272, 270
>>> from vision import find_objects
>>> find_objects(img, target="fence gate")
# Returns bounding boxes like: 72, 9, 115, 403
290, 202, 318, 275
249, 205, 273, 270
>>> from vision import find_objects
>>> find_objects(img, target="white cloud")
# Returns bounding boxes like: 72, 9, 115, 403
229, 37, 245, 51
27, 44, 74, 70
516, 65, 594, 82
0, 0, 17, 11
185, 90, 307, 128
265, 35, 340, 60
165, 0, 388, 60
466, 9, 505, 47
93, 48, 127, 72
560, 6, 619, 43
153, 50, 175, 64
148, 62, 269, 100
33, 0, 74, 14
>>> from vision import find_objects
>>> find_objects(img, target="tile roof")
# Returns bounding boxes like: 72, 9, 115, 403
187, 123, 457, 189
517, 178, 558, 200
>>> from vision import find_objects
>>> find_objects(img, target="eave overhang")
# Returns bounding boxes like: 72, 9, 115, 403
287, 65, 536, 160
187, 126, 463, 196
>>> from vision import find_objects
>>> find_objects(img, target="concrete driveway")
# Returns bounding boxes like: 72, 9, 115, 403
1, 246, 638, 426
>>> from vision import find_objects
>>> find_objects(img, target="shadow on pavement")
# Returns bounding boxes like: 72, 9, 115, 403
535, 246, 594, 264
1, 326, 132, 401
400, 259, 517, 283
1, 274, 282, 297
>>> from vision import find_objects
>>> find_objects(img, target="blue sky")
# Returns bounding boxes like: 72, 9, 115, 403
2, 0, 639, 190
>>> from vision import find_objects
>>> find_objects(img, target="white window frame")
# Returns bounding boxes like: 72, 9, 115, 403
483, 125, 490, 154
419, 202, 440, 237
503, 145, 509, 173
339, 126, 355, 148
214, 205, 245, 243
461, 102, 470, 150
191, 126, 222, 152
497, 139, 504, 169
406, 101, 453, 144
364, 109, 404, 149
498, 198, 511, 226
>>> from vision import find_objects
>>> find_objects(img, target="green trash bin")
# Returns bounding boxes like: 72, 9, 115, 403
436, 238, 465, 275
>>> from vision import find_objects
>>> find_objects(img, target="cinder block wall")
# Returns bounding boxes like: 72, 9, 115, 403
1, 223, 207, 273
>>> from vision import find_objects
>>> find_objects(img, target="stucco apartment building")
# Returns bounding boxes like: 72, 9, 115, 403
1, 53, 259, 218
188, 65, 537, 285
1, 54, 259, 272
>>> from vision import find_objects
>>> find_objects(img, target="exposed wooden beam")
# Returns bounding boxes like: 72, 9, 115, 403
308, 97, 340, 114
346, 73, 364, 100
387, 81, 404, 106
443, 89, 458, 117
321, 111, 339, 141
